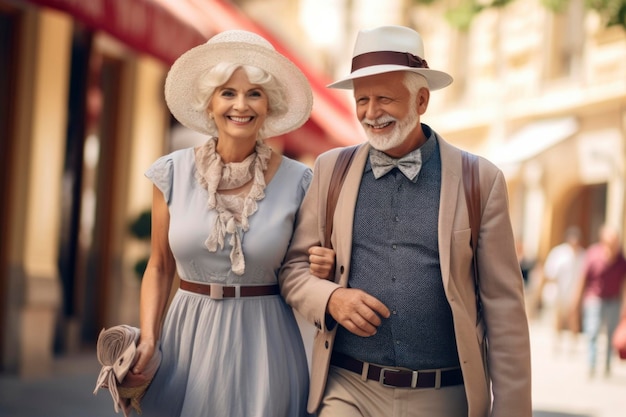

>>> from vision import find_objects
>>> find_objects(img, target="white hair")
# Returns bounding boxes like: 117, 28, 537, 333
403, 72, 429, 94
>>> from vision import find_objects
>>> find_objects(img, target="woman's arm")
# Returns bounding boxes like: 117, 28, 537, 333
131, 185, 177, 375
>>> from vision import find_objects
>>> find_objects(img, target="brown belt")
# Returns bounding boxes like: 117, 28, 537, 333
330, 352, 464, 389
179, 280, 279, 299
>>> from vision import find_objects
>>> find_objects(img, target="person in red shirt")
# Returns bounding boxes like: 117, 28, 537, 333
572, 224, 626, 377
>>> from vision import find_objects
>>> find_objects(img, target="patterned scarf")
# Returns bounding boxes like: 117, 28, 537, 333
194, 137, 271, 275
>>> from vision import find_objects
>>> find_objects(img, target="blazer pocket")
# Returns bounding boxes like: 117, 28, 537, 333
452, 228, 472, 258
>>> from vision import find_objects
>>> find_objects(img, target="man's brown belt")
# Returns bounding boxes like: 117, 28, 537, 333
331, 351, 464, 389
179, 280, 279, 299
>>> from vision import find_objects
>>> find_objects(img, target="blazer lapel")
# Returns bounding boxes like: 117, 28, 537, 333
333, 144, 369, 286
437, 135, 464, 289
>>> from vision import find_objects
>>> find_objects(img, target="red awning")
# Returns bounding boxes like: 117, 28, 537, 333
24, 0, 363, 156
22, 0, 205, 65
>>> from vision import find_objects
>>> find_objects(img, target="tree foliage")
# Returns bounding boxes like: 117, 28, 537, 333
129, 209, 151, 279
585, 0, 626, 28
412, 0, 626, 31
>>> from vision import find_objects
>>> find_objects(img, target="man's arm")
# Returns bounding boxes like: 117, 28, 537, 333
476, 167, 532, 417
279, 151, 345, 331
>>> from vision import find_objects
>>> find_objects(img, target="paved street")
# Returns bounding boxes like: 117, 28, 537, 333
530, 309, 626, 417
1, 311, 625, 417
0, 352, 112, 417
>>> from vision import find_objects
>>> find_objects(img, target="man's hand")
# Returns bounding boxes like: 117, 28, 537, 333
327, 288, 390, 337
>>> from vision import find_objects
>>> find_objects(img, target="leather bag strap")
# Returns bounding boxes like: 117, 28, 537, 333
462, 151, 483, 324
324, 145, 359, 249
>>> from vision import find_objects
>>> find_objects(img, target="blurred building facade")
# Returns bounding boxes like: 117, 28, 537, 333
411, 0, 626, 265
0, 0, 204, 378
0, 0, 624, 379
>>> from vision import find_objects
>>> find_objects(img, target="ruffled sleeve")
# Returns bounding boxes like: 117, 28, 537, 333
145, 155, 174, 204
298, 167, 313, 201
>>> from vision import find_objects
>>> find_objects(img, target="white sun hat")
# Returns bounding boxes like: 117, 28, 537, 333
165, 30, 313, 137
328, 25, 453, 91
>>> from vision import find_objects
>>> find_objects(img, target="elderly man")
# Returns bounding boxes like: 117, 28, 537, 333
280, 25, 532, 417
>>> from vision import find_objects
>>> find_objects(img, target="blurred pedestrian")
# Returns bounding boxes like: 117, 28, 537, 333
128, 30, 335, 417
541, 226, 586, 354
281, 25, 532, 417
516, 239, 536, 288
572, 224, 626, 377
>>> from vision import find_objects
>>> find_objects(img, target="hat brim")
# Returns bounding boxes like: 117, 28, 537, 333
165, 41, 313, 137
327, 65, 453, 91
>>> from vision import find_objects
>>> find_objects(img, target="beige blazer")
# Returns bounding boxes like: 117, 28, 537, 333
280, 134, 532, 417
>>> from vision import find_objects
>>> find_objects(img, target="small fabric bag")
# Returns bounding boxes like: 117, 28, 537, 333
93, 325, 161, 416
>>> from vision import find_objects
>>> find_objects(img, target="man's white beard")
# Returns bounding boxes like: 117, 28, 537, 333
362, 106, 419, 152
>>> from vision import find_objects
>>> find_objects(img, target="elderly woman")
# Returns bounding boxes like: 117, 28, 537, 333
129, 30, 333, 417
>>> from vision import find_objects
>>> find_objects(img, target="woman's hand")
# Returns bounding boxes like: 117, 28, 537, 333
124, 340, 157, 387
121, 341, 161, 388
308, 246, 335, 280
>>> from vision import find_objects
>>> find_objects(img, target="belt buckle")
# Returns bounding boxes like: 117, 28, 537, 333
379, 367, 420, 388
378, 367, 401, 387
210, 283, 224, 300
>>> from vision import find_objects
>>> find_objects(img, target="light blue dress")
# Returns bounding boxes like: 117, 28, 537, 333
139, 147, 313, 417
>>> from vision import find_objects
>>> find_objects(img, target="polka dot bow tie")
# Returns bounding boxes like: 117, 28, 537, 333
369, 148, 422, 182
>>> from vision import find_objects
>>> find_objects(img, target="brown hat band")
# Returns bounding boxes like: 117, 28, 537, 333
351, 51, 430, 72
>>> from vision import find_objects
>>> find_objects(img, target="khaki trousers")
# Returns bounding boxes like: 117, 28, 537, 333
318, 365, 468, 417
